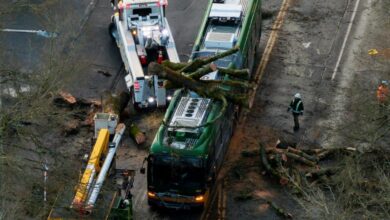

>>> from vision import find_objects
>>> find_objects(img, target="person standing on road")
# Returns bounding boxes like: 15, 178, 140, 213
377, 80, 389, 117
287, 93, 304, 131
377, 80, 389, 105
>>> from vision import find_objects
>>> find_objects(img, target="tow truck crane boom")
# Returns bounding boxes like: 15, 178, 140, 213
86, 124, 126, 211
71, 128, 110, 209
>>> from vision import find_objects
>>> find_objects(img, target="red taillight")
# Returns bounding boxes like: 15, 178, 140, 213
140, 55, 147, 65
134, 81, 140, 91
157, 51, 164, 64
157, 0, 168, 7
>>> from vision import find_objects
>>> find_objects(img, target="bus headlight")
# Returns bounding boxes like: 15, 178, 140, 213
166, 95, 172, 101
148, 97, 155, 103
195, 195, 204, 202
147, 191, 156, 198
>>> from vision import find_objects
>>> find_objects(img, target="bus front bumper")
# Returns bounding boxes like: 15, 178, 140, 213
147, 193, 205, 209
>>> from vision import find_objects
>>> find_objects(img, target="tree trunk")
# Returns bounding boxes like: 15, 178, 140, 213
102, 91, 130, 117
179, 46, 239, 73
129, 123, 146, 145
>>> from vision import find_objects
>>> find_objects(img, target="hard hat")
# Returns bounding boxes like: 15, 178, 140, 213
294, 93, 301, 99
381, 80, 388, 85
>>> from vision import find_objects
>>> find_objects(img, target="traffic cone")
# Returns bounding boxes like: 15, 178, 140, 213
157, 50, 163, 64
140, 55, 147, 65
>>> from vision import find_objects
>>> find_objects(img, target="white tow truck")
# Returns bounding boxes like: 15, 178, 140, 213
109, 0, 180, 110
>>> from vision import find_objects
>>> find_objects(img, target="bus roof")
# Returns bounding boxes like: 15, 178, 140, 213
150, 90, 221, 158
123, 0, 167, 5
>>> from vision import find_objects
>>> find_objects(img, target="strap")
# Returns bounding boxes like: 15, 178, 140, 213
293, 100, 302, 113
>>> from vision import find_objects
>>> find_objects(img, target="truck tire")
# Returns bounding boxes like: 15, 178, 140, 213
130, 87, 141, 112
108, 22, 117, 42
147, 200, 157, 210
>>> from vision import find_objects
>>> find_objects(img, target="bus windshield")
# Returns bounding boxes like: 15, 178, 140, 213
148, 155, 205, 193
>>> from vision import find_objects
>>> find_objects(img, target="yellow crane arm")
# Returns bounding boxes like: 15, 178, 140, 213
71, 128, 110, 209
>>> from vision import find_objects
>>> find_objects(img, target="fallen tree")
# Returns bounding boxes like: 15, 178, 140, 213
260, 142, 356, 190
148, 47, 253, 125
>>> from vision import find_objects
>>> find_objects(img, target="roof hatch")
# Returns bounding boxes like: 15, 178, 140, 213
168, 97, 211, 133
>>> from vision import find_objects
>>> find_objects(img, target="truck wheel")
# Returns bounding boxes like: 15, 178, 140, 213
147, 200, 157, 210
133, 102, 141, 112
131, 88, 141, 112
108, 22, 117, 42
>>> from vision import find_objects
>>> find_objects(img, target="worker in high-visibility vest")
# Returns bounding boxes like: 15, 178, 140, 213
377, 80, 389, 118
287, 93, 304, 131
377, 80, 389, 105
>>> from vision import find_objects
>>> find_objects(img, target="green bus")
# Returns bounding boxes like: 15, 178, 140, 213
146, 0, 262, 209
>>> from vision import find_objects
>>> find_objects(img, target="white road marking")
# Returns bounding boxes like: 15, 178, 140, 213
1, 28, 58, 38
308, 69, 314, 78
331, 0, 361, 80
303, 42, 311, 48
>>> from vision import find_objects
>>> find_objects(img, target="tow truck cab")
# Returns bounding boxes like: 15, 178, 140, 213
110, 0, 178, 109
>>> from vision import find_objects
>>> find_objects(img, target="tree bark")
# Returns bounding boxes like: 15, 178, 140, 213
129, 123, 146, 145
179, 46, 239, 73
102, 91, 130, 116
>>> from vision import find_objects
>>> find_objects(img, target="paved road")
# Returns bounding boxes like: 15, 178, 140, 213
0, 0, 92, 69
1, 0, 207, 219
2, 0, 387, 219
220, 0, 390, 219
68, 0, 208, 219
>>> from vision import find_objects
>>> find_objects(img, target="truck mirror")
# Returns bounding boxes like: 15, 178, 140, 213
140, 167, 145, 174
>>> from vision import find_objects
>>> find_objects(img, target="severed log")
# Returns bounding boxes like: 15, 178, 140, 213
283, 151, 317, 167
54, 91, 100, 108
305, 167, 340, 179
286, 147, 319, 162
266, 200, 293, 219
270, 148, 317, 166
58, 91, 77, 104
129, 123, 146, 145
316, 147, 356, 160
260, 144, 289, 184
